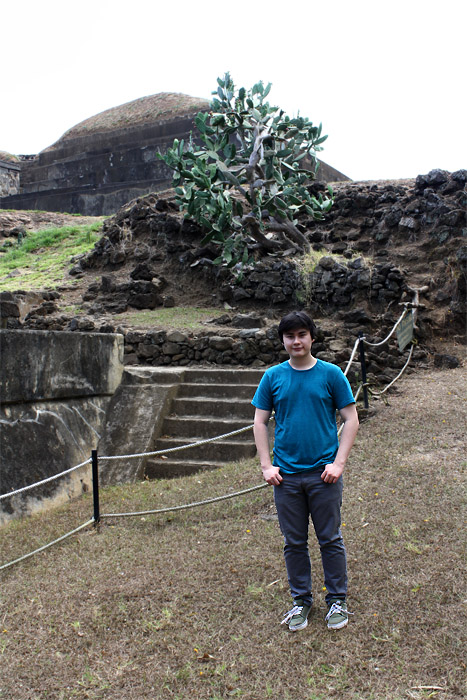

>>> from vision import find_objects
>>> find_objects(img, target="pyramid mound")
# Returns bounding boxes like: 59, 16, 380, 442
45, 93, 209, 151
4, 93, 211, 215
1, 92, 348, 216
0, 151, 20, 163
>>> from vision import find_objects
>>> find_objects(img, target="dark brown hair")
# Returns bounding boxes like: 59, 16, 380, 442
278, 311, 317, 342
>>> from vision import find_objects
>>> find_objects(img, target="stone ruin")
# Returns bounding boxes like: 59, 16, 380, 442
0, 93, 349, 216
0, 152, 20, 197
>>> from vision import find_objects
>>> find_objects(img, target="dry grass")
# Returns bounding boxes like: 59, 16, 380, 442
108, 306, 228, 331
1, 365, 466, 700
0, 151, 20, 163
47, 93, 209, 148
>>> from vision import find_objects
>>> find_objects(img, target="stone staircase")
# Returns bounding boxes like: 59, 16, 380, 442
144, 368, 264, 479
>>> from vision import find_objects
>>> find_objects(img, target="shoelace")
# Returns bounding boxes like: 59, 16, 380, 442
325, 602, 354, 622
281, 605, 303, 625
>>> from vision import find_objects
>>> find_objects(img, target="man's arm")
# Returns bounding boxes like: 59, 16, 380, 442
253, 408, 283, 485
321, 403, 359, 483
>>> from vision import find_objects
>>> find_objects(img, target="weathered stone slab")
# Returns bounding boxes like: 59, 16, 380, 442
0, 396, 110, 525
97, 370, 182, 485
0, 330, 124, 404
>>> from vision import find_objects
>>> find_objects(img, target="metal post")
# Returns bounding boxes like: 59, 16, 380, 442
91, 450, 100, 525
358, 332, 369, 409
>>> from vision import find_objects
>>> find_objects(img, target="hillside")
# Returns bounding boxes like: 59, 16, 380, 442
1, 169, 465, 377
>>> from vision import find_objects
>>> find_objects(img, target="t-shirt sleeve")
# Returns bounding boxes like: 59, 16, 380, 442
332, 368, 356, 409
251, 372, 273, 411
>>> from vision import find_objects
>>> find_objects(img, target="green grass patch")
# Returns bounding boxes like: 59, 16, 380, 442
113, 306, 227, 330
0, 208, 85, 215
0, 223, 102, 291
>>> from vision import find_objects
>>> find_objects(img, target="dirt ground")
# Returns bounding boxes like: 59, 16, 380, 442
0, 363, 466, 700
0, 210, 104, 234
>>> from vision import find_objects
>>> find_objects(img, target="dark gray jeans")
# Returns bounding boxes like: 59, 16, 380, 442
274, 469, 347, 607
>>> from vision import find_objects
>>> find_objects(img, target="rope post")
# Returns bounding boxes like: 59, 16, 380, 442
358, 332, 369, 409
91, 450, 100, 525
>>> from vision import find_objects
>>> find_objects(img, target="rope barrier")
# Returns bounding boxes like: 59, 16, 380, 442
353, 384, 363, 402
343, 338, 360, 377
362, 308, 408, 347
1, 310, 416, 570
101, 483, 268, 519
0, 458, 91, 501
368, 344, 415, 396
0, 518, 95, 571
339, 310, 409, 399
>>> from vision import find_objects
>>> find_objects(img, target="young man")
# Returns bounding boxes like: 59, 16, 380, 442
252, 311, 359, 632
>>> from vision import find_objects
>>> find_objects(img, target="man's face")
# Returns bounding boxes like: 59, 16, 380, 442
282, 326, 314, 358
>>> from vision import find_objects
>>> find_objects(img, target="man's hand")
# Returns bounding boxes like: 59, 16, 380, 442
321, 462, 344, 483
262, 465, 283, 486
321, 403, 359, 484
254, 408, 282, 486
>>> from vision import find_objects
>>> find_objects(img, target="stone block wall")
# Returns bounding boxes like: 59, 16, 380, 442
0, 104, 349, 216
0, 330, 124, 523
0, 159, 20, 197
1, 329, 124, 403
0, 116, 200, 215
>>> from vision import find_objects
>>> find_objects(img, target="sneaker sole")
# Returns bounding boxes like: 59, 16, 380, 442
327, 618, 348, 630
289, 618, 308, 632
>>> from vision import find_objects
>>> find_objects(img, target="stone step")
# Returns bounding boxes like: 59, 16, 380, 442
177, 382, 257, 399
132, 366, 264, 481
122, 367, 185, 385
171, 397, 255, 419
162, 416, 253, 440
182, 368, 264, 385
145, 457, 223, 480
151, 438, 256, 462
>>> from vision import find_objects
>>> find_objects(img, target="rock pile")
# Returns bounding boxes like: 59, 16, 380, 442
309, 168, 466, 251
57, 169, 465, 335
307, 257, 405, 307
120, 313, 432, 388
218, 260, 300, 304
0, 290, 60, 328
1, 169, 464, 374
82, 270, 169, 314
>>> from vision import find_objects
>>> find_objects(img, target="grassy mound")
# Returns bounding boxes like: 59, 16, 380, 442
0, 222, 102, 291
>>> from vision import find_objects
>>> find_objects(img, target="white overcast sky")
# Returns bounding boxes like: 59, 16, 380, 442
2, 0, 465, 181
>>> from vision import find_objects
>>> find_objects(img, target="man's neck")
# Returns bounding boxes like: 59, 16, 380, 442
288, 354, 317, 370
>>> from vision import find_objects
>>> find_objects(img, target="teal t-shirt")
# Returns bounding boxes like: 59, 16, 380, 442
251, 359, 355, 473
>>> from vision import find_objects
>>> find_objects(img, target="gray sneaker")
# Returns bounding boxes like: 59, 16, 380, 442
325, 600, 352, 629
281, 599, 312, 632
